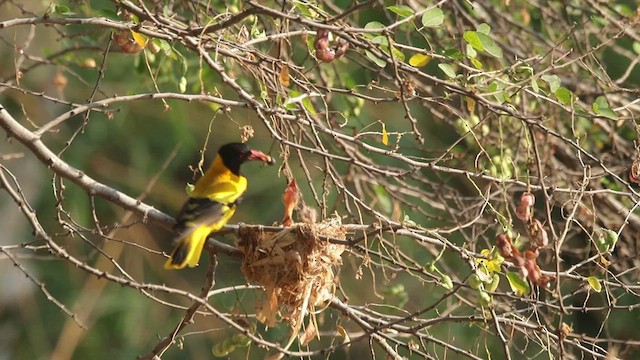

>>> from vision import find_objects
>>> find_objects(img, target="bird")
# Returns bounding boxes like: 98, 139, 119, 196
165, 142, 275, 270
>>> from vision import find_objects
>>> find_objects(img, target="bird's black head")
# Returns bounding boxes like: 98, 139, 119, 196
218, 142, 275, 175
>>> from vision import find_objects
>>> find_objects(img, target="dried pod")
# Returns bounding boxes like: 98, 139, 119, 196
52, 72, 68, 90
81, 58, 97, 68
537, 275, 553, 288
315, 29, 335, 62
630, 158, 640, 184
516, 192, 535, 221
495, 233, 519, 259
523, 258, 541, 284
333, 39, 349, 59
114, 30, 143, 54
314, 29, 348, 63
528, 219, 549, 248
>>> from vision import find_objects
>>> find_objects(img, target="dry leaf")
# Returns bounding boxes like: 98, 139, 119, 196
279, 65, 290, 87
130, 30, 147, 48
381, 122, 389, 145
299, 320, 317, 345
337, 325, 350, 347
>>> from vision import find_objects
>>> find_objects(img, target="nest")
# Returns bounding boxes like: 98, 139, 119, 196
235, 218, 345, 329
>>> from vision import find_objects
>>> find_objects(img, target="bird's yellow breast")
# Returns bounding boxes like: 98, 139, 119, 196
190, 155, 247, 204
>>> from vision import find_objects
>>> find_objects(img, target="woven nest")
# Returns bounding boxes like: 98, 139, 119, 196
235, 218, 345, 328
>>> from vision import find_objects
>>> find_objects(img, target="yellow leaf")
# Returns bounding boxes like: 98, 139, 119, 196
130, 30, 147, 48
408, 53, 431, 67
336, 325, 350, 346
465, 96, 475, 114
279, 65, 290, 87
381, 123, 389, 145
587, 276, 602, 293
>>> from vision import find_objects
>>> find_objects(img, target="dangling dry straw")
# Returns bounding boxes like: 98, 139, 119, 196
234, 217, 346, 330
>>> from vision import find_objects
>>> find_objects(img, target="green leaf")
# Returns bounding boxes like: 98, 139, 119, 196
295, 1, 318, 18
440, 275, 454, 290
96, 8, 119, 20
301, 97, 316, 115
531, 78, 539, 93
53, 4, 75, 15
541, 74, 560, 93
391, 46, 405, 61
384, 283, 408, 305
438, 63, 456, 78
468, 274, 482, 290
443, 48, 463, 60
615, 4, 634, 17
487, 274, 500, 292
371, 35, 389, 46
478, 289, 491, 306
633, 41, 640, 55
284, 90, 316, 115
466, 43, 478, 58
374, 184, 392, 213
593, 96, 609, 112
387, 5, 414, 18
155, 39, 173, 56
464, 31, 484, 52
555, 87, 573, 105
506, 271, 530, 296
465, 30, 502, 58
598, 107, 618, 120
477, 32, 503, 58
603, 229, 618, 252
587, 276, 602, 293
365, 51, 386, 67
476, 23, 491, 35
232, 333, 251, 348
409, 53, 431, 67
488, 81, 507, 104
179, 76, 187, 93
470, 57, 483, 70
365, 21, 385, 31
593, 96, 618, 120
596, 229, 618, 253
421, 7, 444, 28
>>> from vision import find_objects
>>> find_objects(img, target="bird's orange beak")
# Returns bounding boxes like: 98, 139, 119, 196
248, 149, 275, 165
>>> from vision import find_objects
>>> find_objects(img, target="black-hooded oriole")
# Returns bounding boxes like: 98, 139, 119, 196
165, 143, 275, 270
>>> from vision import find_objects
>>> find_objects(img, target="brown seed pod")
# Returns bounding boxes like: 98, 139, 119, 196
516, 192, 535, 221
528, 218, 549, 248
496, 233, 520, 259
629, 158, 640, 184
114, 30, 143, 54
314, 29, 348, 63
52, 72, 68, 90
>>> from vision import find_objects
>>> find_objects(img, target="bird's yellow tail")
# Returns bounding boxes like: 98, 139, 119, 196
164, 226, 212, 269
